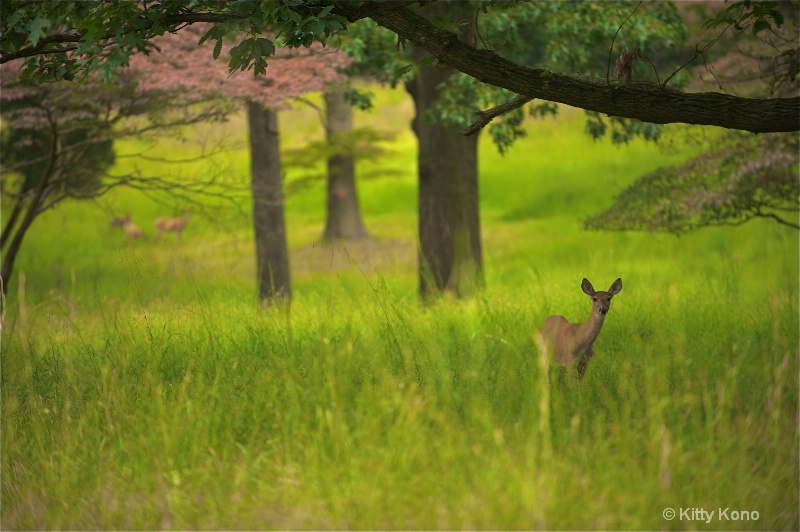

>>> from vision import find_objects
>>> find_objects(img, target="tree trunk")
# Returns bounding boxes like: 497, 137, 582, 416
323, 86, 368, 240
1, 199, 40, 301
406, 2, 483, 299
0, 138, 74, 301
1, 197, 25, 251
248, 101, 291, 304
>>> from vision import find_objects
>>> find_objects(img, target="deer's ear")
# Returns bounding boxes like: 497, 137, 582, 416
581, 278, 595, 296
609, 278, 623, 296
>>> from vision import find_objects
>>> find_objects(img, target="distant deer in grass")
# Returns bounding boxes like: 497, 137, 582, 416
155, 210, 191, 243
539, 277, 623, 379
122, 219, 147, 240
109, 212, 131, 230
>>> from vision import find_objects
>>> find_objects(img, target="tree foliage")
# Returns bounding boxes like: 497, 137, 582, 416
684, 0, 799, 98
439, 1, 689, 150
127, 23, 351, 107
1, 0, 797, 133
584, 131, 800, 234
338, 1, 688, 154
281, 127, 399, 194
1, 77, 115, 201
0, 0, 349, 81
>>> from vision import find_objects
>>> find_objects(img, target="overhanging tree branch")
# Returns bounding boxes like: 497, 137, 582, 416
358, 5, 800, 133
4, 1, 798, 132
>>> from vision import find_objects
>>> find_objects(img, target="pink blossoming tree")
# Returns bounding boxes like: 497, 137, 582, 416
129, 24, 352, 303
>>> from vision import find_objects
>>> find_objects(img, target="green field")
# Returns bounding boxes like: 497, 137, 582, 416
2, 85, 798, 530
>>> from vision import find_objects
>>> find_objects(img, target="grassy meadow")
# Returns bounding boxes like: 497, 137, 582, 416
2, 85, 798, 530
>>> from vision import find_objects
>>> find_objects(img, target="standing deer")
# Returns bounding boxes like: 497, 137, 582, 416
539, 277, 623, 379
122, 220, 148, 240
154, 210, 191, 243
109, 212, 131, 230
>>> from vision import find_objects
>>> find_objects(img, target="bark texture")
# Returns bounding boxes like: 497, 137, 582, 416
248, 101, 291, 303
323, 86, 368, 241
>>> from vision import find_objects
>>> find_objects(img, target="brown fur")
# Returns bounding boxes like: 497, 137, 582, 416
122, 221, 147, 240
109, 212, 131, 229
155, 210, 191, 243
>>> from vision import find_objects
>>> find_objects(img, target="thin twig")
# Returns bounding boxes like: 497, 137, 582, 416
641, 54, 661, 85
292, 95, 327, 130
698, 48, 725, 91
474, 7, 489, 50
661, 3, 744, 87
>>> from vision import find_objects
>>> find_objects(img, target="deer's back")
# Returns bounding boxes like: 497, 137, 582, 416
156, 217, 186, 230
540, 315, 585, 365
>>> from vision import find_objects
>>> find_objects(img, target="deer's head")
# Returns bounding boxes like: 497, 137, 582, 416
582, 277, 623, 317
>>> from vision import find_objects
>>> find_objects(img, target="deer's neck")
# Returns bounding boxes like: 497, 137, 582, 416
578, 311, 606, 345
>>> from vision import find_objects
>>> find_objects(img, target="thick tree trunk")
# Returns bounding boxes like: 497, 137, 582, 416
406, 2, 483, 299
248, 101, 291, 304
323, 86, 368, 240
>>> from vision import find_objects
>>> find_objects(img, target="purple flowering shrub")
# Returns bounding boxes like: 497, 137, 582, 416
585, 131, 799, 234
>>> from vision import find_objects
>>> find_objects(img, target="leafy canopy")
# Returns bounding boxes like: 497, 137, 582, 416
0, 0, 348, 82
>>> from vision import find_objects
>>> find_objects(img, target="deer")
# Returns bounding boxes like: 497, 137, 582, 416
538, 277, 623, 380
154, 210, 191, 243
122, 220, 147, 240
109, 212, 131, 230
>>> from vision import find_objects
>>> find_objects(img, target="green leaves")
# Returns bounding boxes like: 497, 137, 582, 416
281, 126, 400, 195
212, 37, 223, 60
585, 112, 662, 145
702, 0, 785, 35
3, 8, 27, 37
229, 37, 275, 75
276, 5, 346, 49
343, 88, 375, 111
2, 0, 351, 82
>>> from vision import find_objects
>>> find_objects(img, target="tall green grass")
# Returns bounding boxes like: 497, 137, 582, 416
4, 283, 797, 529
2, 86, 798, 530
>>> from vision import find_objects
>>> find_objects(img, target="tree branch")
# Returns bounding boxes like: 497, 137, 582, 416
753, 209, 800, 230
460, 94, 532, 136
359, 5, 800, 133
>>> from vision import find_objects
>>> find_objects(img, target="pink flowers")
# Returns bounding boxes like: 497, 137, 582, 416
126, 24, 353, 109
